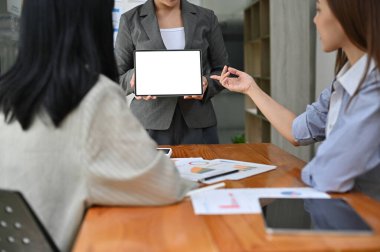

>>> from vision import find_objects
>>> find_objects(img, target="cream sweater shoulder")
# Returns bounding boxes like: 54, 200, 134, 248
0, 75, 195, 251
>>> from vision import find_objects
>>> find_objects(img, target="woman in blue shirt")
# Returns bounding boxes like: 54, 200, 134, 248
212, 0, 380, 200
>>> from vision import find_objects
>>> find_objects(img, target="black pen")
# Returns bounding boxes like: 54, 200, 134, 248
199, 170, 239, 183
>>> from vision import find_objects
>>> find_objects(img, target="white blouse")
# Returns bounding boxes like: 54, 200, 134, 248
326, 54, 376, 137
160, 27, 185, 50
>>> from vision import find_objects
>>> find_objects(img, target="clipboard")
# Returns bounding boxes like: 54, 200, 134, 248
134, 50, 203, 96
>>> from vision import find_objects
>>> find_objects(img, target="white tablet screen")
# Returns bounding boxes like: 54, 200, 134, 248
134, 50, 203, 96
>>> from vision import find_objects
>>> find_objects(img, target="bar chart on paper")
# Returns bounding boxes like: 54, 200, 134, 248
190, 188, 330, 215
219, 193, 240, 209
190, 189, 258, 215
172, 158, 236, 182
191, 167, 214, 174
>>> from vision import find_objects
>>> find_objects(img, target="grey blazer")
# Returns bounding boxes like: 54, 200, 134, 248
115, 0, 228, 130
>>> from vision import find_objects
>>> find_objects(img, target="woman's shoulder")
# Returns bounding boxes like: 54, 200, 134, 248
366, 68, 380, 86
81, 75, 125, 109
94, 74, 121, 91
357, 68, 380, 95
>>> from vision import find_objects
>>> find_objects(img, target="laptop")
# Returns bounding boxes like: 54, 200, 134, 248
134, 50, 203, 96
259, 198, 373, 235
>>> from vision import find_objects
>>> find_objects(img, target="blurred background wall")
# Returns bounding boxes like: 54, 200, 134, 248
0, 0, 337, 161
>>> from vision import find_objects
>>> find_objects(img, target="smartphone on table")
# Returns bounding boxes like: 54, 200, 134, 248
157, 148, 173, 157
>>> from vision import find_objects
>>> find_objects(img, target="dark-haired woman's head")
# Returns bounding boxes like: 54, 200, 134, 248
0, 0, 117, 129
314, 0, 380, 73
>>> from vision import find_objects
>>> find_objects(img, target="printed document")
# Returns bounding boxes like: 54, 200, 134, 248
172, 158, 276, 184
190, 188, 331, 215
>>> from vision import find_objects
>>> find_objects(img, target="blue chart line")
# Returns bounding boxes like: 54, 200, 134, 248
188, 161, 209, 165
281, 191, 302, 196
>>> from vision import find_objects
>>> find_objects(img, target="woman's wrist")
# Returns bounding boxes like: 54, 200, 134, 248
246, 80, 258, 96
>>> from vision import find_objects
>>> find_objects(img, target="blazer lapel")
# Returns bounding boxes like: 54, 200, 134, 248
182, 0, 198, 49
140, 0, 166, 49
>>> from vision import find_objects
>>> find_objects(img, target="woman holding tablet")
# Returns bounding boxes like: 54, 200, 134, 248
115, 0, 229, 145
0, 0, 195, 250
212, 0, 380, 200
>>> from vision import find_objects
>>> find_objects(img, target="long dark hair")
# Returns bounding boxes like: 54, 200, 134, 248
0, 0, 118, 130
327, 0, 380, 87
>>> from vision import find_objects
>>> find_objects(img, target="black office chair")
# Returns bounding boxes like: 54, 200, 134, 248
0, 189, 59, 252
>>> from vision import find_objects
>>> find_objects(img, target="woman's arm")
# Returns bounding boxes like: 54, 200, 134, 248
201, 11, 229, 102
184, 10, 228, 101
82, 77, 196, 206
114, 14, 135, 94
212, 66, 298, 145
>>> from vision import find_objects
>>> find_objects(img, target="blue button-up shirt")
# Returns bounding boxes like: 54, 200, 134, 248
292, 58, 380, 201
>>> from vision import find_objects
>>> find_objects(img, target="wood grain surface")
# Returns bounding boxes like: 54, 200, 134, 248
73, 144, 380, 252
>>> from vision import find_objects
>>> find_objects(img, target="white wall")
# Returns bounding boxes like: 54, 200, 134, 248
197, 0, 252, 21
270, 0, 316, 161
315, 33, 336, 99
6, 0, 22, 16
270, 1, 336, 161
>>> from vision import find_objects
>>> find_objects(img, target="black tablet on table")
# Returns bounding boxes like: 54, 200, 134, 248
134, 50, 203, 96
259, 198, 373, 235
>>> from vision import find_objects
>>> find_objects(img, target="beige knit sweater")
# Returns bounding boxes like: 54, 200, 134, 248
0, 75, 195, 251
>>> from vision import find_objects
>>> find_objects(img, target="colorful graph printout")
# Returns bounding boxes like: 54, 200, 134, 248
191, 167, 214, 174
200, 159, 277, 184
172, 158, 236, 182
172, 158, 277, 184
219, 193, 240, 209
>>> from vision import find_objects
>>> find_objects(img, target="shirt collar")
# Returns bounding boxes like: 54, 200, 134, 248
336, 54, 376, 96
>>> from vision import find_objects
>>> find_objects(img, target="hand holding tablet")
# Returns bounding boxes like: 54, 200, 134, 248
130, 73, 157, 101
183, 76, 208, 100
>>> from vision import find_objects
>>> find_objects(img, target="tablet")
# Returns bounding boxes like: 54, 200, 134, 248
259, 198, 373, 235
134, 50, 203, 96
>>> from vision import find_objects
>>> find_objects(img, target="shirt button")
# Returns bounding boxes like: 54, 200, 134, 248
5, 206, 13, 213
14, 222, 22, 229
7, 236, 15, 243
0, 220, 7, 227
22, 237, 31, 244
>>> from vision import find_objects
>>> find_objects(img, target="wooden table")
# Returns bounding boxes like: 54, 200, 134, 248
73, 144, 380, 251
